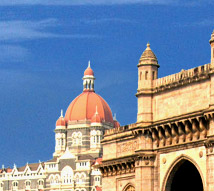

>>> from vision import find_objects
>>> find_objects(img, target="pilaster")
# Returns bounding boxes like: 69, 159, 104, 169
135, 155, 155, 191
205, 138, 214, 191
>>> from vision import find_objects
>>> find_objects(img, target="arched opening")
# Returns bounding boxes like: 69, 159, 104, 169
165, 159, 203, 191
123, 184, 135, 191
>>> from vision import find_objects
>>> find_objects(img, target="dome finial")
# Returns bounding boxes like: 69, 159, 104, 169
113, 113, 117, 120
147, 42, 150, 47
95, 105, 98, 115
88, 60, 91, 68
60, 109, 63, 117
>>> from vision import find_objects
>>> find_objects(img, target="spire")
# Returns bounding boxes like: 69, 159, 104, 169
113, 113, 117, 121
95, 105, 98, 115
83, 61, 95, 92
60, 109, 63, 117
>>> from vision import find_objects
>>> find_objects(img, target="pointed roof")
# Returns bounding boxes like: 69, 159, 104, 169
140, 43, 157, 60
84, 61, 94, 76
59, 148, 76, 159
56, 109, 66, 126
139, 43, 159, 67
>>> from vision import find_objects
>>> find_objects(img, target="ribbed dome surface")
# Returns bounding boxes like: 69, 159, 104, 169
84, 66, 94, 76
140, 43, 157, 61
65, 91, 113, 123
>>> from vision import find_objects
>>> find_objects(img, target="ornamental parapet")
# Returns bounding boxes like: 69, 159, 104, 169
136, 63, 214, 96
104, 109, 214, 148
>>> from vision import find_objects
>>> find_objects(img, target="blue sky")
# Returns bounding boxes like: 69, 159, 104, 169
0, 0, 213, 167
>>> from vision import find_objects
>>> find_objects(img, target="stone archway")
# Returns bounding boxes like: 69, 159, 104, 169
164, 159, 204, 191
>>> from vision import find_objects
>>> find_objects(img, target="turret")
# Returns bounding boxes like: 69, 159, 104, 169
210, 30, 214, 65
136, 43, 159, 125
54, 110, 66, 157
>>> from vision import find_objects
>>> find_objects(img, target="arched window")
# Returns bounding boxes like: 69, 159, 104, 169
55, 175, 60, 184
38, 179, 44, 186
12, 181, 18, 188
75, 172, 86, 184
61, 166, 73, 184
80, 172, 86, 183
25, 180, 31, 186
49, 175, 54, 184
90, 130, 101, 148
75, 173, 80, 183
94, 176, 100, 186
72, 132, 82, 146
145, 71, 148, 80
0, 182, 3, 189
152, 71, 155, 80
77, 132, 82, 145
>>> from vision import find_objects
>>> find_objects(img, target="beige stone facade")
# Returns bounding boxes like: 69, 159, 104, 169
98, 30, 214, 191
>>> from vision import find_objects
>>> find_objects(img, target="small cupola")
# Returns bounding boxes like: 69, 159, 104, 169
113, 114, 120, 128
56, 110, 66, 127
139, 43, 159, 67
91, 106, 102, 124
83, 61, 96, 92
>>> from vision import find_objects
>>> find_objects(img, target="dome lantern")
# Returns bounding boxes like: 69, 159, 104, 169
83, 61, 95, 92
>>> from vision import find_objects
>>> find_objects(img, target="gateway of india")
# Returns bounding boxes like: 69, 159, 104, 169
0, 30, 214, 191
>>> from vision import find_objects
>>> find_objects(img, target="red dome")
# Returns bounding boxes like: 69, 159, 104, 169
56, 116, 66, 126
65, 91, 113, 123
84, 67, 94, 76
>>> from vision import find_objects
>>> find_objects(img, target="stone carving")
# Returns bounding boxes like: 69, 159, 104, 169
117, 140, 139, 156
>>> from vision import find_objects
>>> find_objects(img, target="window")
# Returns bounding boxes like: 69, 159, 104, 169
72, 132, 82, 146
94, 176, 100, 186
55, 175, 60, 184
38, 180, 44, 186
145, 71, 148, 80
25, 181, 31, 186
61, 166, 73, 184
12, 181, 18, 187
50, 175, 54, 184
0, 182, 3, 188
75, 172, 86, 184
80, 162, 87, 167
152, 71, 155, 80
90, 130, 102, 148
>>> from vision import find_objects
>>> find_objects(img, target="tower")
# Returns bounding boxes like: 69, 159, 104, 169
54, 110, 66, 157
136, 43, 159, 125
210, 30, 214, 65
